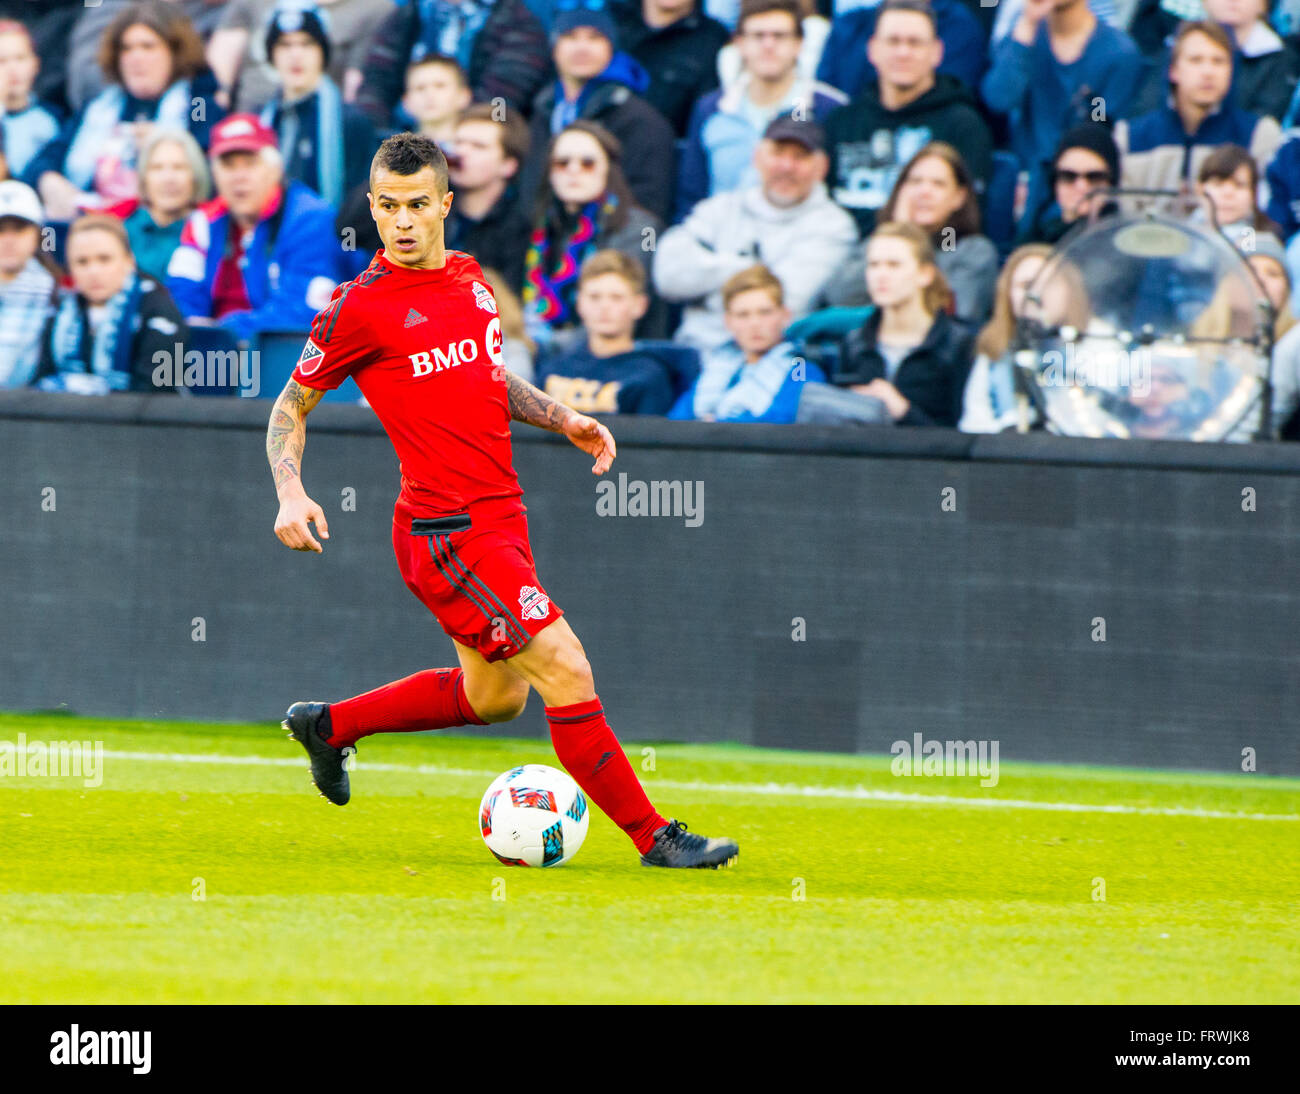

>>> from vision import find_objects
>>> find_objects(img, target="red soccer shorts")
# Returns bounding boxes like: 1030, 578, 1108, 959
392, 509, 563, 662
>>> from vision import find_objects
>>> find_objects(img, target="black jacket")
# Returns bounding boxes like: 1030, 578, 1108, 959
444, 185, 533, 294
836, 309, 975, 427
521, 78, 677, 223
609, 0, 731, 136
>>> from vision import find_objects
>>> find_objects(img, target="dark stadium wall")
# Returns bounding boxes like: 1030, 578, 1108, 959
2, 392, 1299, 776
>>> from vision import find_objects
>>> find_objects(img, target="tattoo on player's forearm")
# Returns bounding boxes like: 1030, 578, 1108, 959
504, 371, 570, 432
266, 380, 322, 492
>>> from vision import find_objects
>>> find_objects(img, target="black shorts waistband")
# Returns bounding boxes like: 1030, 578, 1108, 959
410, 513, 472, 535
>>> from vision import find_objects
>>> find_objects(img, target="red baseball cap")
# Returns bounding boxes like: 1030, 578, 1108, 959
209, 114, 278, 159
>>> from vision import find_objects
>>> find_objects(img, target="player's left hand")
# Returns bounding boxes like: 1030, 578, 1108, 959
562, 412, 617, 474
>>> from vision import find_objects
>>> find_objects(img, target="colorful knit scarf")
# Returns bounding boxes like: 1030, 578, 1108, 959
522, 193, 617, 328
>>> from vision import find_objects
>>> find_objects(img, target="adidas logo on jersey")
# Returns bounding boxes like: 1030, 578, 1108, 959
404, 308, 427, 328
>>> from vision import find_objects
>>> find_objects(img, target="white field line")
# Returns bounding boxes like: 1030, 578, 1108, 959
72, 749, 1300, 822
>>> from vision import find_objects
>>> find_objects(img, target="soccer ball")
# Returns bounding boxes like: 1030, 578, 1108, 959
478, 764, 589, 867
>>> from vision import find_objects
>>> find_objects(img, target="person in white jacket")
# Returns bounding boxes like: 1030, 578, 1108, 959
653, 115, 858, 351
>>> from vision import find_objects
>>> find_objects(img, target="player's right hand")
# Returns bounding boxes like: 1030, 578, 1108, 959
274, 493, 330, 552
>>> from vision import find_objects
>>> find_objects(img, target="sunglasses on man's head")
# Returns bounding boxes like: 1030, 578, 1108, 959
1055, 169, 1111, 186
552, 156, 600, 171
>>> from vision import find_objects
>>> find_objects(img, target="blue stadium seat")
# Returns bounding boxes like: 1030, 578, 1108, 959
252, 330, 364, 403
984, 150, 1022, 259
177, 326, 243, 397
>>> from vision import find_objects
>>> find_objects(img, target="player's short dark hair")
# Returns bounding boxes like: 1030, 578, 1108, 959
370, 132, 449, 196
455, 103, 531, 168
873, 0, 938, 35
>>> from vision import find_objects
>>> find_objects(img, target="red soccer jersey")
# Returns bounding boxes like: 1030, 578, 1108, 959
292, 249, 523, 524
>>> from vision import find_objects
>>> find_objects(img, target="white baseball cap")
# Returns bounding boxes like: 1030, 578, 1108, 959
0, 181, 45, 227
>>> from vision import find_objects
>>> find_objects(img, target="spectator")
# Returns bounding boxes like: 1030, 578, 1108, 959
716, 0, 830, 88
832, 221, 975, 427
521, 120, 663, 348
609, 0, 732, 135
657, 115, 857, 350
0, 20, 60, 182
33, 213, 186, 394
0, 0, 79, 115
1195, 144, 1281, 243
827, 141, 998, 323
29, 1, 225, 222
356, 0, 551, 127
444, 103, 532, 293
538, 248, 699, 413
259, 2, 377, 210
482, 264, 537, 381
519, 2, 676, 222
1135, 0, 1299, 123
676, 0, 847, 220
167, 113, 343, 342
1017, 122, 1119, 244
817, 0, 988, 100
1115, 21, 1283, 193
208, 0, 396, 114
980, 0, 1142, 229
403, 55, 473, 145
107, 128, 213, 282
669, 262, 822, 421
64, 0, 238, 113
823, 0, 993, 236
1243, 234, 1294, 334
959, 242, 1052, 433
0, 180, 58, 388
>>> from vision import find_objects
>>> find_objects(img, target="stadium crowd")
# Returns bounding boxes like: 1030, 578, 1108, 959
4, 0, 1300, 433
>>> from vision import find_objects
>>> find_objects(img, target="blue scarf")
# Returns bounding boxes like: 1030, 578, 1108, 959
260, 76, 344, 210
695, 340, 800, 421
413, 0, 497, 71
42, 273, 144, 394
65, 81, 193, 192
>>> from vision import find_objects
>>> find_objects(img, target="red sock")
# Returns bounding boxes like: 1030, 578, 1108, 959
327, 667, 487, 748
545, 697, 666, 854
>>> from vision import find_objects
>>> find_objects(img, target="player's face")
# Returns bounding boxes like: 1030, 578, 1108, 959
576, 273, 648, 337
724, 287, 790, 357
369, 166, 454, 268
67, 228, 134, 306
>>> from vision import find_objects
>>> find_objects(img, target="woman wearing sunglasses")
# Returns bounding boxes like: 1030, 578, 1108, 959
1017, 123, 1120, 246
522, 119, 664, 348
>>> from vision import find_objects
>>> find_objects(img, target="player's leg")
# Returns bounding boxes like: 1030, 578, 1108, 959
507, 617, 738, 868
450, 638, 530, 723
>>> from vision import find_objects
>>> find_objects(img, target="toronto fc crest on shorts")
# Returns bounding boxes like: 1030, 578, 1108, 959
518, 585, 549, 621
471, 281, 498, 314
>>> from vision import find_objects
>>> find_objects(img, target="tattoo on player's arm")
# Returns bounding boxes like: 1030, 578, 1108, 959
266, 380, 324, 492
504, 371, 571, 432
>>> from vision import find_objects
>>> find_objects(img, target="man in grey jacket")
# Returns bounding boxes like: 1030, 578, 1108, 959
653, 116, 858, 351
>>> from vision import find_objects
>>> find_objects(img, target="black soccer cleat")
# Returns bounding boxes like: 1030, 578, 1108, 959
282, 701, 354, 806
640, 819, 738, 869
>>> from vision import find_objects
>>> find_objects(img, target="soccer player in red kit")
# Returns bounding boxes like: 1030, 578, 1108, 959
265, 133, 738, 868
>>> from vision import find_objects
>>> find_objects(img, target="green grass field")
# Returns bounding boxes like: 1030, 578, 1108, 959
2, 711, 1297, 1004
